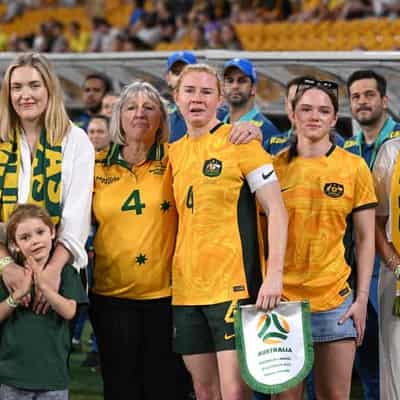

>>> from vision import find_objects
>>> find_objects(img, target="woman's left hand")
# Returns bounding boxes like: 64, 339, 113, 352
339, 297, 368, 347
229, 122, 262, 144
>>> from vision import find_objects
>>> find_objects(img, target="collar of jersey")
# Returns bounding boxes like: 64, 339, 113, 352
105, 142, 164, 168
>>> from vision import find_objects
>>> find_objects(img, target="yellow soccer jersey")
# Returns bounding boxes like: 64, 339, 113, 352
92, 143, 176, 300
169, 123, 276, 306
274, 145, 377, 312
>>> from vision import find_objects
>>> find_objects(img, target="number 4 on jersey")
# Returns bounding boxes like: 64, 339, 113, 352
122, 189, 146, 214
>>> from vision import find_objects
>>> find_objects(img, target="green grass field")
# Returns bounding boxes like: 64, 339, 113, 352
69, 323, 102, 400
68, 324, 365, 399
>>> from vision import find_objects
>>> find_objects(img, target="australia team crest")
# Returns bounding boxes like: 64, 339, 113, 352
203, 158, 223, 177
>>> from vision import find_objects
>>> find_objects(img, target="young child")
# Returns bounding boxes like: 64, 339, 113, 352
0, 204, 88, 400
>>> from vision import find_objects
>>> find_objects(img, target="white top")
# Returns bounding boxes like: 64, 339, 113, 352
18, 124, 94, 270
373, 136, 400, 241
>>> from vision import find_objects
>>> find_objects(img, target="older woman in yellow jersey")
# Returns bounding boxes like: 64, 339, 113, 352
0, 52, 94, 312
169, 63, 288, 400
90, 81, 187, 400
273, 78, 376, 400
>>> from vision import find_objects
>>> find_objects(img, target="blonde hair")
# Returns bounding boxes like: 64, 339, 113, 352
110, 81, 169, 145
175, 63, 222, 96
0, 53, 71, 144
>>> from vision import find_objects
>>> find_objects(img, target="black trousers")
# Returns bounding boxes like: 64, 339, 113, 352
90, 293, 191, 400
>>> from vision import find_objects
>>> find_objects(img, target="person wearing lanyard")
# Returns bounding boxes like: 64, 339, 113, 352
343, 69, 400, 400
218, 58, 281, 150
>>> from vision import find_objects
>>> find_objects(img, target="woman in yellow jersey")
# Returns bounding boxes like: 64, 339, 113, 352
169, 63, 288, 400
273, 78, 376, 400
0, 52, 94, 313
90, 81, 188, 400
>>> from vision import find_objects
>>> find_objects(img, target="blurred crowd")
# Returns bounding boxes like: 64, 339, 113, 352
2, 0, 400, 52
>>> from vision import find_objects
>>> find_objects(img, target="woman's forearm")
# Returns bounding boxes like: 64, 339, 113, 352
256, 181, 288, 276
40, 286, 76, 320
266, 205, 288, 275
47, 242, 71, 274
354, 209, 375, 302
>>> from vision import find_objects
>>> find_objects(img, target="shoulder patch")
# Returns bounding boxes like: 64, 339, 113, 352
167, 103, 177, 114
250, 120, 263, 128
270, 136, 289, 144
203, 158, 223, 177
389, 130, 400, 139
343, 140, 357, 149
324, 182, 344, 198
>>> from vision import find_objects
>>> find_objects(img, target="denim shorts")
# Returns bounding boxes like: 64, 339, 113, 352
311, 294, 356, 343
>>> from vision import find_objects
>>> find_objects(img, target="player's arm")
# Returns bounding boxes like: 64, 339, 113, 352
339, 207, 375, 346
255, 181, 288, 310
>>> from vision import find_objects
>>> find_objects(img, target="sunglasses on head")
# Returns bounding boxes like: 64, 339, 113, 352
296, 78, 339, 98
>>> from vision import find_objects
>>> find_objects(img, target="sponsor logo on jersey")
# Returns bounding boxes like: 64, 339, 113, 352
224, 333, 235, 341
95, 175, 120, 185
149, 164, 166, 175
324, 182, 344, 198
203, 158, 223, 177
262, 170, 273, 180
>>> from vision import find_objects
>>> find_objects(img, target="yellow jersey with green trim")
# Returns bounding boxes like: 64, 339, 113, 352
273, 145, 377, 312
92, 143, 176, 300
169, 123, 276, 306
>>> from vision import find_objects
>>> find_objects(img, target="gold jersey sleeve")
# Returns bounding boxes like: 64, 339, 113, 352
92, 144, 176, 300
169, 123, 273, 306
273, 146, 377, 312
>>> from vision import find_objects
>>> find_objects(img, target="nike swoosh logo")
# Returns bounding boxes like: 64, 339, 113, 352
224, 333, 235, 340
262, 171, 273, 180
281, 187, 293, 192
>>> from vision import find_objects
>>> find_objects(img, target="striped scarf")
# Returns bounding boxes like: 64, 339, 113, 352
0, 129, 62, 224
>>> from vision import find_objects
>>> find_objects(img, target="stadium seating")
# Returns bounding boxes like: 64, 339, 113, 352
0, 1, 399, 52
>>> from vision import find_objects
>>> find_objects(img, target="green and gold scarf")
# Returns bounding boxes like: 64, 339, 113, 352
0, 129, 62, 224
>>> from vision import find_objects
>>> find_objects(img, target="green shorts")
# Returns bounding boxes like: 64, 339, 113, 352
173, 300, 241, 355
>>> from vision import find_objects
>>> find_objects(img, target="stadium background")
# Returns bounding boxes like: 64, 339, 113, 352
0, 0, 397, 398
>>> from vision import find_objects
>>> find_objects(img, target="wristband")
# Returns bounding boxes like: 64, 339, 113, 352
0, 256, 13, 274
5, 295, 18, 308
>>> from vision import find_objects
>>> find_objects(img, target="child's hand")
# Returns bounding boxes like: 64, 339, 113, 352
26, 256, 48, 293
12, 268, 32, 303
